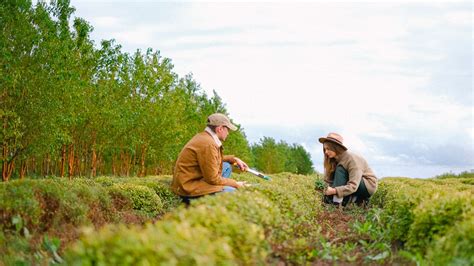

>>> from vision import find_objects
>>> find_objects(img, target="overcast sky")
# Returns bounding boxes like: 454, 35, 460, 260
70, 0, 473, 178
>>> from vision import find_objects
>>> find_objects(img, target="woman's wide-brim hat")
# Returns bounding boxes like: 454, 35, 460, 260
318, 132, 348, 150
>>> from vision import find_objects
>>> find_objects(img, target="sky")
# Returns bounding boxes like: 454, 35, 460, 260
69, 0, 473, 178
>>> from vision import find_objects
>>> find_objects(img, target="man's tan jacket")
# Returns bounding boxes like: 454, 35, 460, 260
171, 131, 238, 196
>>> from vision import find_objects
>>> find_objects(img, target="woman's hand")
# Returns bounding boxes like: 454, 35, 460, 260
324, 187, 337, 196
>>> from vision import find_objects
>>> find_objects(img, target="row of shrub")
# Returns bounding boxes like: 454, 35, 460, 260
0, 176, 181, 264
63, 173, 323, 265
371, 176, 474, 265
5, 173, 471, 264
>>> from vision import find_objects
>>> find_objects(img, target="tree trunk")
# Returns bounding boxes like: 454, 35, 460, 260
68, 144, 74, 179
96, 153, 101, 176
132, 149, 137, 176
119, 151, 124, 176
31, 157, 37, 176
2, 142, 7, 182
60, 144, 66, 177
19, 160, 27, 179
90, 132, 97, 177
75, 156, 80, 176
2, 118, 11, 181
44, 153, 50, 176
112, 154, 117, 176
91, 147, 97, 177
125, 152, 131, 176
119, 151, 131, 177
2, 143, 15, 182
140, 145, 146, 177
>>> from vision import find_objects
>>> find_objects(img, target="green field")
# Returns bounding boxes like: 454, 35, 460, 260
1, 173, 472, 265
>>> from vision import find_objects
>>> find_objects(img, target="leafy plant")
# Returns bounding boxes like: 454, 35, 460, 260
109, 183, 163, 217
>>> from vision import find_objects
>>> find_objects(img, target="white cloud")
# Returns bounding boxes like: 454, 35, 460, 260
70, 1, 472, 177
444, 10, 472, 26
90, 16, 121, 28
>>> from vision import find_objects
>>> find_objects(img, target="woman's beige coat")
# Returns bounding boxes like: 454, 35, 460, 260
325, 151, 378, 198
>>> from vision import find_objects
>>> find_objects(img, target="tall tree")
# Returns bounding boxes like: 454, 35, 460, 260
1, 0, 256, 180
288, 144, 314, 175
251, 137, 286, 173
251, 138, 314, 174
1, 0, 47, 180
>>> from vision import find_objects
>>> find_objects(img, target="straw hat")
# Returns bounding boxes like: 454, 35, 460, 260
318, 132, 348, 150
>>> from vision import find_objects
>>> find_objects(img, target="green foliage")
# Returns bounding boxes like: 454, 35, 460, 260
426, 216, 474, 265
168, 204, 269, 264
30, 179, 96, 229
0, 177, 119, 263
93, 176, 116, 187
0, 178, 115, 233
314, 177, 326, 191
127, 178, 181, 212
195, 190, 282, 229
65, 222, 236, 266
229, 173, 323, 262
434, 171, 474, 179
0, 180, 42, 233
42, 235, 63, 263
109, 183, 164, 217
93, 176, 181, 212
372, 177, 474, 262
5, 173, 473, 265
407, 191, 472, 253
371, 178, 425, 242
1, 0, 254, 179
251, 137, 314, 174
64, 173, 324, 264
252, 137, 287, 173
288, 144, 315, 175
224, 129, 253, 165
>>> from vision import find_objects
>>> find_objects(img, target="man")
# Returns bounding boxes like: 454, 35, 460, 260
171, 113, 249, 201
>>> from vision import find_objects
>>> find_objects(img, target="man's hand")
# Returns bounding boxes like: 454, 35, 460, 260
236, 181, 250, 188
234, 157, 248, 171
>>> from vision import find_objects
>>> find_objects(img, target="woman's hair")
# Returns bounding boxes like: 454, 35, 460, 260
323, 141, 346, 178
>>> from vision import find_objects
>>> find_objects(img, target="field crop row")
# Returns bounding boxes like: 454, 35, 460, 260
1, 174, 472, 265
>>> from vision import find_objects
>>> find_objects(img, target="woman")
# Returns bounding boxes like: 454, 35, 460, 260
319, 132, 377, 206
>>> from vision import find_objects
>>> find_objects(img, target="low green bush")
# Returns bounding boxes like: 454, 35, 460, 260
93, 176, 116, 187
231, 173, 323, 262
0, 178, 102, 234
0, 180, 42, 233
434, 171, 474, 179
194, 190, 282, 230
10, 174, 472, 265
371, 178, 472, 243
93, 176, 181, 212
426, 216, 474, 265
372, 177, 474, 262
125, 177, 181, 212
32, 179, 103, 230
167, 203, 269, 264
249, 174, 321, 233
0, 178, 120, 264
108, 183, 163, 217
246, 173, 320, 222
407, 190, 473, 253
65, 222, 237, 265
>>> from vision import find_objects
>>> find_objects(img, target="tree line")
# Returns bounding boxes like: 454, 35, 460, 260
0, 0, 313, 181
